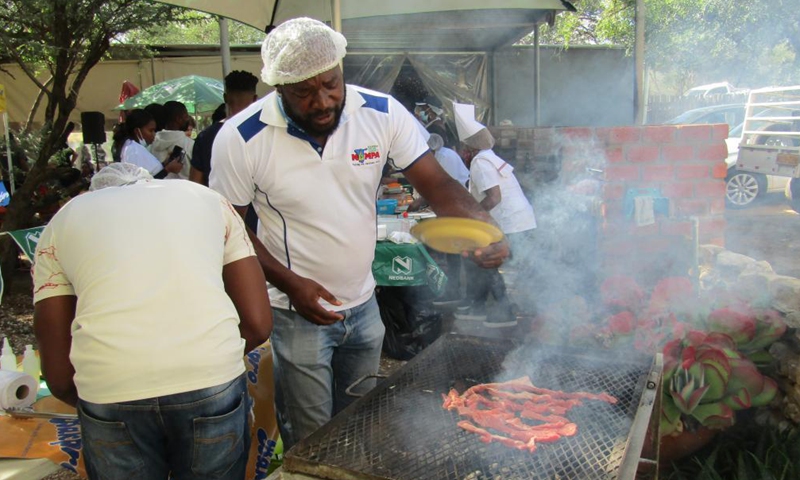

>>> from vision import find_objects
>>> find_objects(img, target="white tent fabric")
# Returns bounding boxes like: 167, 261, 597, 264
151, 0, 566, 32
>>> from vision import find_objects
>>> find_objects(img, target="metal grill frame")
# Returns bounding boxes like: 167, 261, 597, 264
285, 333, 662, 480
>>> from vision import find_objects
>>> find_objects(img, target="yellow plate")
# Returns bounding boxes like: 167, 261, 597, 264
410, 217, 503, 254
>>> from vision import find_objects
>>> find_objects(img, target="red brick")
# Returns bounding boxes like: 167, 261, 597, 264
598, 126, 642, 145
629, 222, 660, 236
696, 143, 728, 162
700, 216, 727, 239
602, 202, 626, 222
627, 145, 661, 163
561, 127, 594, 141
676, 124, 713, 143
662, 182, 694, 198
663, 145, 695, 162
641, 237, 677, 254
600, 238, 639, 256
709, 197, 726, 214
561, 145, 586, 162
642, 126, 676, 144
676, 164, 711, 180
603, 184, 625, 200
694, 180, 726, 198
712, 162, 729, 179
605, 165, 639, 181
641, 164, 674, 181
605, 147, 624, 163
675, 198, 709, 216
660, 220, 694, 237
712, 124, 730, 141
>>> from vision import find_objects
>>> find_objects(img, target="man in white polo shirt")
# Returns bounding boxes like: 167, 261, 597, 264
210, 17, 508, 449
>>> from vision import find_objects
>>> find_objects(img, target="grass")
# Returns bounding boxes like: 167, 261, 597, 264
664, 421, 800, 480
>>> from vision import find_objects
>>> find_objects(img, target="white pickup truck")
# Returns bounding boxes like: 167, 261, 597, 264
729, 86, 800, 210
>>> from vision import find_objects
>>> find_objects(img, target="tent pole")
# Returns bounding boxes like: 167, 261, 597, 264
534, 23, 540, 127
331, 0, 342, 32
220, 17, 232, 77
634, 0, 645, 125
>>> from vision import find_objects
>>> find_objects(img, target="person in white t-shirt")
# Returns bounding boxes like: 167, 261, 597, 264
32, 163, 273, 479
210, 17, 509, 450
111, 108, 183, 179
150, 101, 195, 179
453, 102, 537, 329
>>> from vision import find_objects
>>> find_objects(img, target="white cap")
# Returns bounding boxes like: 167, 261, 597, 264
453, 102, 494, 150
261, 17, 347, 86
90, 163, 152, 191
453, 102, 485, 141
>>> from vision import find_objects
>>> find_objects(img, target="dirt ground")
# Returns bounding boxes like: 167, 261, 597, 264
1, 193, 798, 478
725, 192, 800, 278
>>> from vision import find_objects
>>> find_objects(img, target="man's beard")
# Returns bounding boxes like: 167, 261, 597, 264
282, 88, 346, 137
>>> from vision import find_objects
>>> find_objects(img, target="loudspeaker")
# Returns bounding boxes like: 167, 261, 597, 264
81, 111, 106, 145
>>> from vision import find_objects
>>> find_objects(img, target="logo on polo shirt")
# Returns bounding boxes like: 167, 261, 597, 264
351, 145, 381, 166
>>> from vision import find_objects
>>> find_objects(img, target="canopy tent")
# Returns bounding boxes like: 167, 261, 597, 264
151, 1, 572, 127
115, 75, 223, 114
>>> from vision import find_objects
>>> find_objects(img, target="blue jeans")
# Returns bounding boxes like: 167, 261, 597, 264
271, 294, 385, 450
78, 374, 250, 480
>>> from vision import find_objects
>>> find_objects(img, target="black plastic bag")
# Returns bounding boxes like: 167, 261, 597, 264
376, 286, 442, 361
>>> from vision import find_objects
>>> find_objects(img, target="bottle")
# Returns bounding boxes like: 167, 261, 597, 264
22, 345, 40, 379
0, 337, 17, 372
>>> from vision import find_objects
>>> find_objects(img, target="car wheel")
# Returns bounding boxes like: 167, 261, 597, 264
787, 178, 800, 214
755, 123, 800, 147
725, 170, 765, 208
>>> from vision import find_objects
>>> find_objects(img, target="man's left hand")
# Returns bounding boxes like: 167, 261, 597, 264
465, 238, 510, 269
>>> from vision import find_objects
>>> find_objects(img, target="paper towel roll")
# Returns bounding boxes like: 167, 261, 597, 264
0, 370, 38, 409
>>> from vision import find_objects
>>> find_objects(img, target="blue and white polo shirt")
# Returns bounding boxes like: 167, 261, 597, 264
210, 85, 429, 311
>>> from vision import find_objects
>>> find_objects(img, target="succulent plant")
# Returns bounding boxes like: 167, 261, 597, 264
660, 330, 779, 436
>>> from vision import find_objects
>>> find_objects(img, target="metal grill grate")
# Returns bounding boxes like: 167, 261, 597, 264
285, 334, 658, 480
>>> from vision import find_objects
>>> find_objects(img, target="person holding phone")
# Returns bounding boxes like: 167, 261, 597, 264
151, 101, 195, 179
112, 109, 182, 179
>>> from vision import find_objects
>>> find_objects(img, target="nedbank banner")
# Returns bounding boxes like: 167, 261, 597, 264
373, 242, 447, 295
5, 226, 46, 262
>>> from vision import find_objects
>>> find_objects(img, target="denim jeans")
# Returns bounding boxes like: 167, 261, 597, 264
78, 374, 250, 480
271, 293, 385, 450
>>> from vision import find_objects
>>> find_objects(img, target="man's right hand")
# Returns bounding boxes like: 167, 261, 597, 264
285, 275, 344, 325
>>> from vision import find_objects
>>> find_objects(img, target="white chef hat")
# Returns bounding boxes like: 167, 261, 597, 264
261, 17, 347, 86
90, 163, 152, 191
453, 102, 494, 150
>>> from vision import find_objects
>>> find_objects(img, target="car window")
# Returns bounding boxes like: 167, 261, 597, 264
708, 86, 728, 96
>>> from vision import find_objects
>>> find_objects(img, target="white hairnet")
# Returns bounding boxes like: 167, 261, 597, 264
427, 133, 444, 152
90, 163, 153, 191
261, 17, 347, 86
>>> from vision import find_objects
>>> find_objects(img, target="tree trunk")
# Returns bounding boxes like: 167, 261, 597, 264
24, 77, 54, 133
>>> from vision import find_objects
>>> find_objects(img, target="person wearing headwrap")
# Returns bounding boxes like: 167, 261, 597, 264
209, 17, 509, 449
453, 102, 537, 328
32, 163, 273, 478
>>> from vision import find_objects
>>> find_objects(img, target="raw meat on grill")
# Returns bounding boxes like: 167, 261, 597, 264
442, 375, 617, 452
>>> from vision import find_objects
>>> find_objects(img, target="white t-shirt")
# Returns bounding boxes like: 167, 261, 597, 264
210, 85, 430, 311
469, 149, 537, 234
150, 130, 195, 179
121, 139, 163, 176
436, 146, 469, 186
32, 180, 255, 404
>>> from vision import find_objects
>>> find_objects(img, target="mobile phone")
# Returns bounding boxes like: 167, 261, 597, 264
169, 146, 184, 162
